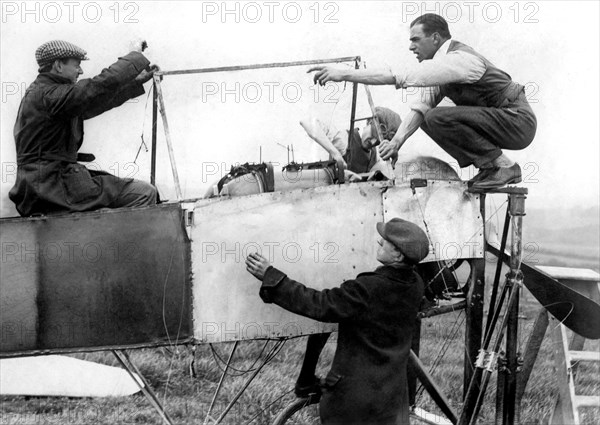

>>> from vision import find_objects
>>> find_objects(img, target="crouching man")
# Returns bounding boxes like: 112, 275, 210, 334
9, 39, 159, 216
246, 218, 429, 424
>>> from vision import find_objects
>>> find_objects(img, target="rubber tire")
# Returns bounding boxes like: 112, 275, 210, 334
272, 397, 318, 425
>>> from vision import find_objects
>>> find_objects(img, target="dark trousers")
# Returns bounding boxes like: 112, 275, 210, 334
420, 92, 537, 168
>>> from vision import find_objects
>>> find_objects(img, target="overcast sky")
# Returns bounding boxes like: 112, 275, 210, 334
1, 0, 598, 216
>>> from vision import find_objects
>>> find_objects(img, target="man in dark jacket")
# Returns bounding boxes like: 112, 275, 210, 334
9, 40, 159, 217
309, 13, 536, 192
246, 218, 429, 424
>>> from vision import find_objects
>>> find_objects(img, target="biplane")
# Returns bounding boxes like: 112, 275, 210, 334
1, 56, 599, 425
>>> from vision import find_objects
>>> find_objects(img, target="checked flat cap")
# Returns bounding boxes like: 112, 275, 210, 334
35, 40, 88, 68
377, 218, 430, 264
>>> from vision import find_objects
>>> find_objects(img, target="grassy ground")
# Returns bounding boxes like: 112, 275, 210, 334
1, 257, 599, 424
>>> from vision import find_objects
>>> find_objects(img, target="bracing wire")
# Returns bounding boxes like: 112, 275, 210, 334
161, 246, 177, 347
421, 198, 509, 294
323, 63, 352, 132
325, 80, 348, 131
244, 388, 296, 425
210, 338, 287, 378
415, 310, 466, 402
546, 301, 575, 330
159, 242, 177, 407
412, 195, 511, 397
313, 61, 352, 154
210, 341, 269, 376
160, 230, 192, 407
133, 84, 154, 164
413, 193, 453, 295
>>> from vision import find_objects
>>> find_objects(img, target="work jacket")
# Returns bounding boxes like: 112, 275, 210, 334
260, 264, 424, 425
9, 52, 150, 216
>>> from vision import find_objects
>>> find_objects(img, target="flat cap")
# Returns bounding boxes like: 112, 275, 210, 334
35, 40, 88, 68
377, 218, 430, 264
373, 106, 402, 141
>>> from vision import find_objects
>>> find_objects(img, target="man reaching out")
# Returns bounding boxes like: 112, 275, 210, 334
10, 39, 159, 216
309, 13, 536, 191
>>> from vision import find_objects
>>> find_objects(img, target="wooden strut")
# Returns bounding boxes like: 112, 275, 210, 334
417, 300, 467, 319
347, 58, 361, 154
485, 206, 511, 337
458, 191, 526, 425
501, 194, 526, 425
464, 257, 485, 399
410, 350, 459, 424
159, 56, 360, 76
515, 307, 549, 418
112, 349, 174, 425
458, 275, 522, 425
153, 74, 183, 201
410, 260, 481, 423
0, 338, 195, 360
151, 80, 158, 185
362, 83, 395, 178
149, 55, 361, 199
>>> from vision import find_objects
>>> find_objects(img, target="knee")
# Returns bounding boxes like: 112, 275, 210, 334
143, 183, 158, 205
133, 181, 158, 206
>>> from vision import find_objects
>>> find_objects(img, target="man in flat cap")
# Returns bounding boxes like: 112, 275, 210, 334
9, 39, 159, 216
309, 13, 536, 192
246, 218, 428, 424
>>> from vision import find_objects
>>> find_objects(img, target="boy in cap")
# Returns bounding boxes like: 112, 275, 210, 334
9, 39, 160, 216
300, 106, 401, 181
246, 218, 429, 425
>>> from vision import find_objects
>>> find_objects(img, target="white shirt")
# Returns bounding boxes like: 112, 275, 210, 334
393, 39, 486, 115
314, 118, 348, 156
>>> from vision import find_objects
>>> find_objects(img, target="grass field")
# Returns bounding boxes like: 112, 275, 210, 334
1, 257, 599, 424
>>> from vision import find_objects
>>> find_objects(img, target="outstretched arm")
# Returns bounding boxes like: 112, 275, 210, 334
82, 64, 159, 120
246, 253, 369, 322
45, 51, 151, 119
308, 66, 396, 86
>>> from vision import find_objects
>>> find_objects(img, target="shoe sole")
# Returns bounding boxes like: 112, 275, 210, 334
467, 175, 522, 192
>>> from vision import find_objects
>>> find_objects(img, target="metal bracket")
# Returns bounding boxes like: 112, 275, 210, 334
475, 349, 499, 372
516, 353, 524, 373
497, 352, 509, 373
410, 178, 428, 194
508, 193, 527, 217
181, 202, 196, 240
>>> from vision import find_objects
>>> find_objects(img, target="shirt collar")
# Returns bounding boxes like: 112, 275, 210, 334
434, 38, 452, 59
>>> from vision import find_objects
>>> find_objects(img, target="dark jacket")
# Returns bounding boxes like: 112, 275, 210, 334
260, 265, 424, 425
9, 52, 150, 216
345, 129, 377, 174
